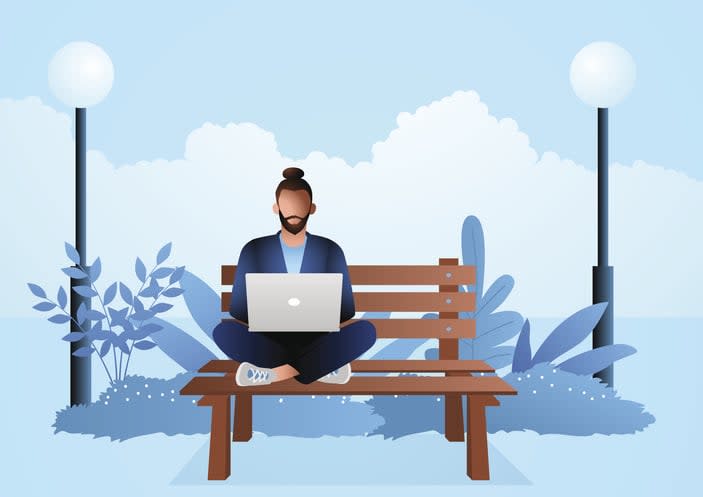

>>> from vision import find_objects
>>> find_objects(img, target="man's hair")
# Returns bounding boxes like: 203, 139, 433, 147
275, 167, 313, 202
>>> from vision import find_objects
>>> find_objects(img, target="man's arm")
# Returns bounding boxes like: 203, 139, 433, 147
229, 241, 256, 324
328, 242, 355, 323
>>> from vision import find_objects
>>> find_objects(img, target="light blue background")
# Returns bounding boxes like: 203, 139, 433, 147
2, 2, 701, 494
1, 0, 700, 177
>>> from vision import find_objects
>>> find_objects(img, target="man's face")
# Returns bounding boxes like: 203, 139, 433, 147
273, 189, 316, 235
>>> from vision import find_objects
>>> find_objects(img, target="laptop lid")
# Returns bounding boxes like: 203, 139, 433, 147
245, 273, 343, 332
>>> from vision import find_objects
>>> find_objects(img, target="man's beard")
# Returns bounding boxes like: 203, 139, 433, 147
279, 211, 310, 235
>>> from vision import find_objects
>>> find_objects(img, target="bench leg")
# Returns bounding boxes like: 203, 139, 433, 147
199, 395, 231, 480
465, 394, 497, 480
444, 372, 467, 441
445, 393, 465, 441
233, 393, 253, 441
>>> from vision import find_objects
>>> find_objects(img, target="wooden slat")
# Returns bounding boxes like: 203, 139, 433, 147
219, 317, 476, 338
221, 264, 476, 286
220, 291, 475, 313
181, 375, 517, 396
199, 359, 495, 374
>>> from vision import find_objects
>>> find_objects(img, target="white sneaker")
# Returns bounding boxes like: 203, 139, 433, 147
318, 363, 352, 384
235, 361, 277, 386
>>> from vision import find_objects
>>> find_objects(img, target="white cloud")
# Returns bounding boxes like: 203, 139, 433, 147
1, 91, 701, 319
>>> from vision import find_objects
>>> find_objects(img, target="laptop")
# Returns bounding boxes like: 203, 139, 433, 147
245, 273, 343, 332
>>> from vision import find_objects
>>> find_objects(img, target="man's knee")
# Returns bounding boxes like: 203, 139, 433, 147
356, 319, 377, 348
212, 321, 246, 349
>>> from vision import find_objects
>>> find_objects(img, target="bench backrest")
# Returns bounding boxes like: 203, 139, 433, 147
220, 258, 476, 362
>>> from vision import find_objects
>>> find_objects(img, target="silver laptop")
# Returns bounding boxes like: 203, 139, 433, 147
245, 273, 343, 332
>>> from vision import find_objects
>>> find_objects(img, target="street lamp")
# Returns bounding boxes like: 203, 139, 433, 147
49, 41, 114, 406
570, 41, 636, 388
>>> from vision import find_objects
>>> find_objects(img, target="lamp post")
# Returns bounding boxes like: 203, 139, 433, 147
570, 41, 636, 388
49, 41, 114, 406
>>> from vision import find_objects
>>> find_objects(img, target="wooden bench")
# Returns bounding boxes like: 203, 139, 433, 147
180, 257, 517, 480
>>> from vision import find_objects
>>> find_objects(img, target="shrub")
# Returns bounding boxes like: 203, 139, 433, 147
53, 374, 384, 441
365, 365, 655, 439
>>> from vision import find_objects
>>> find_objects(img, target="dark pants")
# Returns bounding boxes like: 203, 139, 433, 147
212, 320, 377, 384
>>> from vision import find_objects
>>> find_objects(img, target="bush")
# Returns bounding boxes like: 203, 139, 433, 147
365, 364, 655, 439
53, 374, 384, 441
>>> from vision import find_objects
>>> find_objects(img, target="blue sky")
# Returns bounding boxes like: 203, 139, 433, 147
1, 0, 701, 178
2, 0, 702, 318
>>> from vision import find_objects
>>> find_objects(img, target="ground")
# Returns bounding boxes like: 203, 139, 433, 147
2, 317, 699, 496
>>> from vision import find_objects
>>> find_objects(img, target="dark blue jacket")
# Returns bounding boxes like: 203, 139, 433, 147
229, 230, 355, 324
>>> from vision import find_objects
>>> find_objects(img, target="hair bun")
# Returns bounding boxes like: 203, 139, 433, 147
282, 167, 304, 180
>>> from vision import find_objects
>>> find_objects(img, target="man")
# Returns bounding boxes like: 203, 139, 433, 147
212, 166, 377, 386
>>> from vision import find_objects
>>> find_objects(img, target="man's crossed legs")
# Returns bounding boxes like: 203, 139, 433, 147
212, 320, 376, 385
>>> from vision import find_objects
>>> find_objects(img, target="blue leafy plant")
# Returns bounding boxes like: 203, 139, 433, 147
420, 215, 523, 369
366, 302, 644, 438
512, 302, 637, 374
27, 241, 186, 385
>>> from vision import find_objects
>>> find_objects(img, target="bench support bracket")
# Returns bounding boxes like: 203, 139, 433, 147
198, 394, 231, 480
233, 393, 253, 441
466, 394, 499, 480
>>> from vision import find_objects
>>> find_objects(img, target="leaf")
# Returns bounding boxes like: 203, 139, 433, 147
147, 316, 217, 371
162, 287, 184, 298
461, 215, 485, 301
474, 311, 523, 351
531, 302, 609, 366
57, 286, 67, 309
99, 340, 111, 357
169, 265, 185, 285
151, 303, 173, 313
139, 284, 157, 298
85, 310, 106, 321
107, 306, 129, 326
33, 301, 56, 312
72, 346, 94, 357
124, 323, 162, 341
72, 285, 98, 297
62, 332, 85, 342
179, 269, 224, 341
557, 344, 637, 375
370, 338, 426, 361
131, 309, 155, 321
89, 257, 102, 281
481, 345, 515, 370
139, 323, 163, 335
62, 267, 89, 280
112, 334, 130, 355
512, 318, 532, 372
476, 275, 514, 317
86, 322, 109, 342
76, 302, 88, 325
156, 242, 172, 265
103, 282, 118, 305
27, 283, 46, 299
119, 282, 133, 306
133, 340, 157, 350
48, 314, 71, 324
135, 257, 147, 283
64, 242, 80, 265
152, 267, 174, 279
133, 296, 144, 313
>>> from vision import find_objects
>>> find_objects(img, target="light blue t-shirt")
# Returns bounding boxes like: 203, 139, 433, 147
279, 233, 307, 273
